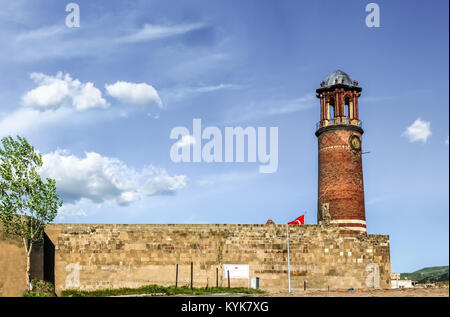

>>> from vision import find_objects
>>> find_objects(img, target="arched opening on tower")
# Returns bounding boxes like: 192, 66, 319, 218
328, 97, 335, 120
344, 96, 352, 121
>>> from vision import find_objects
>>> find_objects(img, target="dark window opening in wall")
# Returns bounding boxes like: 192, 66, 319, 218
43, 233, 55, 285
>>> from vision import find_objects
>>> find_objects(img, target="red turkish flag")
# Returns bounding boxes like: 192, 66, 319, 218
288, 215, 305, 225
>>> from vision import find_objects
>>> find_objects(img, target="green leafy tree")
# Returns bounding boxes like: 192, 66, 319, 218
0, 136, 62, 290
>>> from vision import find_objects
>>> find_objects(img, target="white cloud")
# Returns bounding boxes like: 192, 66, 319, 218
40, 150, 187, 206
223, 94, 316, 123
176, 135, 196, 148
105, 81, 163, 107
402, 118, 432, 143
22, 72, 108, 111
6, 22, 208, 61
15, 25, 68, 42
0, 107, 74, 138
119, 23, 205, 43
1, 74, 162, 138
263, 95, 316, 115
163, 83, 240, 103
445, 136, 449, 145
56, 201, 88, 220
366, 195, 390, 206
197, 171, 258, 187
0, 104, 131, 139
194, 84, 237, 93
166, 53, 230, 83
147, 112, 160, 119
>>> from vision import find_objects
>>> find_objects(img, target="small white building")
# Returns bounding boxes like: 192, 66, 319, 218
391, 273, 417, 289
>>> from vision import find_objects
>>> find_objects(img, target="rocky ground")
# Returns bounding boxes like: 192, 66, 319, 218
261, 287, 449, 297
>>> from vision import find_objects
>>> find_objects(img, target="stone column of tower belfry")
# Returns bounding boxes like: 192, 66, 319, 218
315, 70, 366, 234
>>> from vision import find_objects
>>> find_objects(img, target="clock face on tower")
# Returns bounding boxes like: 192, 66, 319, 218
349, 135, 361, 151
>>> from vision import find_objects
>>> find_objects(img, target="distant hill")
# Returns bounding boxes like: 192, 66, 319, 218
401, 266, 449, 284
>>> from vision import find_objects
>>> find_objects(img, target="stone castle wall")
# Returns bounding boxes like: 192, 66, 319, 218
44, 223, 390, 295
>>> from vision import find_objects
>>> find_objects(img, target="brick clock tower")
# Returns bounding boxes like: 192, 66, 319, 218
315, 70, 366, 234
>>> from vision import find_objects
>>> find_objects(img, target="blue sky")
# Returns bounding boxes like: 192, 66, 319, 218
0, 0, 448, 273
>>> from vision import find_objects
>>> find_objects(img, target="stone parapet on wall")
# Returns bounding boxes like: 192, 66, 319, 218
45, 223, 390, 294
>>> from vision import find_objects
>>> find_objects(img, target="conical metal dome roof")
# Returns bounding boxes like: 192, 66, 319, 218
323, 70, 355, 87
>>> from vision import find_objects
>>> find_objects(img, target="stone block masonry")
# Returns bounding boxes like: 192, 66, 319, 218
43, 223, 390, 295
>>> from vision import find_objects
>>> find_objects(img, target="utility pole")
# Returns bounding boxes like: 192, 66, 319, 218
286, 224, 291, 293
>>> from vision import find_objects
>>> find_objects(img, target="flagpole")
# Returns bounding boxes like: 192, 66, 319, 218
286, 224, 291, 293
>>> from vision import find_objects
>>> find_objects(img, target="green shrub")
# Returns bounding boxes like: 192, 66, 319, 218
23, 279, 56, 297
61, 290, 87, 297
23, 291, 53, 297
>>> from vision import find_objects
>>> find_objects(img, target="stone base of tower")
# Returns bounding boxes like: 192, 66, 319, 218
331, 220, 367, 234
0, 223, 391, 295
319, 220, 367, 235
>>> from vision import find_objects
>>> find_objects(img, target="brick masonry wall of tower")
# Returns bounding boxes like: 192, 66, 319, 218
317, 128, 365, 224
39, 224, 389, 295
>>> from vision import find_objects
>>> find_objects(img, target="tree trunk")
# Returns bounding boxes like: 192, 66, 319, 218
26, 253, 31, 291
23, 239, 33, 292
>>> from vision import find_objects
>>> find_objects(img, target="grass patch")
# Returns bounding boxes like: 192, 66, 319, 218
61, 285, 265, 297
23, 291, 54, 297
23, 279, 57, 297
